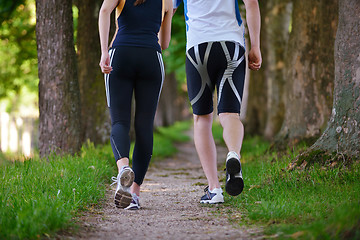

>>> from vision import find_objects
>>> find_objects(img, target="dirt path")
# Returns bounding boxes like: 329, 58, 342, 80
65, 136, 263, 240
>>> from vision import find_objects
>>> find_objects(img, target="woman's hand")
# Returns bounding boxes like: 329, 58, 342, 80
99, 51, 113, 74
98, 0, 118, 74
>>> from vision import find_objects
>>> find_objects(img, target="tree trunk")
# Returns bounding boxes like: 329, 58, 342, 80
76, 0, 111, 144
276, 0, 338, 146
263, 0, 292, 139
155, 72, 189, 127
244, 1, 268, 135
310, 0, 360, 157
36, 0, 82, 157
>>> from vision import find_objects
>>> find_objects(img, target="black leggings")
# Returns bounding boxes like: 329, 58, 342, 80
105, 46, 164, 185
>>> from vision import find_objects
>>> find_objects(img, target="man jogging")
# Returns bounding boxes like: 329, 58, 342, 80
173, 0, 262, 203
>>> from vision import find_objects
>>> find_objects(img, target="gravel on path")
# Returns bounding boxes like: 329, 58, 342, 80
63, 139, 263, 240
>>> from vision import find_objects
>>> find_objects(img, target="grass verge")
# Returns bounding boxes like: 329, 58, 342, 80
0, 143, 114, 239
0, 121, 191, 239
153, 120, 191, 159
211, 123, 360, 240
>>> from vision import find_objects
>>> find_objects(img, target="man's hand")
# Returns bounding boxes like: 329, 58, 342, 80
248, 46, 262, 71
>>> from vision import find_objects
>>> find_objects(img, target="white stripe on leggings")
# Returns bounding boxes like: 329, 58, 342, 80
156, 51, 165, 103
104, 48, 116, 107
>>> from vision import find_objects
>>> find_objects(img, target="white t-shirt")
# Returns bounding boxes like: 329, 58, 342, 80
173, 0, 246, 50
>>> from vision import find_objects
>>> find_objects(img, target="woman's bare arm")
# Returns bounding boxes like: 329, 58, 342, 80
159, 0, 173, 50
98, 0, 118, 74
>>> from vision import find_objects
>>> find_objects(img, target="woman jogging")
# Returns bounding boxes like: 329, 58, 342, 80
99, 0, 172, 210
173, 0, 262, 203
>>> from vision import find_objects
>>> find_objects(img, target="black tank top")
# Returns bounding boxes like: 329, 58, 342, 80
111, 0, 162, 52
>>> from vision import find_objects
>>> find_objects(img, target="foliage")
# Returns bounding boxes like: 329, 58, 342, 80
162, 5, 186, 84
220, 137, 360, 240
0, 0, 38, 111
0, 0, 25, 23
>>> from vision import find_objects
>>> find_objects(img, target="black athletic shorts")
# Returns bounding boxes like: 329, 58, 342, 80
185, 41, 246, 115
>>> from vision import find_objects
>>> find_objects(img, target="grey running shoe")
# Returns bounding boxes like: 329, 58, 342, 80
200, 186, 224, 204
225, 151, 244, 196
111, 166, 134, 208
125, 193, 140, 210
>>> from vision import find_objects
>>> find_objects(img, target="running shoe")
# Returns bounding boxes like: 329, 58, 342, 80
111, 166, 135, 208
225, 151, 244, 196
200, 186, 224, 204
125, 193, 141, 210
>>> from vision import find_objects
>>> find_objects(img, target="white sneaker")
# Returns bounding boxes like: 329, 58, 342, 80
200, 186, 224, 204
111, 166, 134, 208
125, 193, 141, 210
225, 151, 244, 196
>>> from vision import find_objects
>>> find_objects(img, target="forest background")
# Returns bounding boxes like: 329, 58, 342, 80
0, 0, 359, 162
0, 0, 359, 239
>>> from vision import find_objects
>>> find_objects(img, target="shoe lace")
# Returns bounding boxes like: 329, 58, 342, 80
110, 176, 118, 186
132, 194, 140, 205
204, 186, 211, 199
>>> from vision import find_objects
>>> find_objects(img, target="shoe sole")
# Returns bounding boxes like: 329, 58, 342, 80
125, 203, 141, 210
226, 157, 241, 174
225, 157, 244, 196
225, 176, 244, 196
120, 169, 135, 188
114, 188, 132, 208
200, 200, 224, 204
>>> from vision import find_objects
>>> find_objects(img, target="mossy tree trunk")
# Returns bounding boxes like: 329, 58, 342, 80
310, 0, 360, 157
76, 0, 111, 144
276, 0, 338, 146
263, 0, 292, 140
36, 0, 82, 157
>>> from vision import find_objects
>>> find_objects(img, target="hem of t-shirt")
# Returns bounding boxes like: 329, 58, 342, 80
186, 38, 245, 52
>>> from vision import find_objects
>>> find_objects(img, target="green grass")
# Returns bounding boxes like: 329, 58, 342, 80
0, 121, 191, 239
153, 121, 191, 159
129, 120, 192, 161
3, 120, 358, 239
228, 143, 359, 239
212, 121, 225, 145
0, 143, 114, 239
211, 122, 360, 239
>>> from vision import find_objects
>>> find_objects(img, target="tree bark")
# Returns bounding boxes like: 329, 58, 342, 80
310, 0, 360, 157
276, 0, 338, 146
76, 0, 111, 144
263, 0, 292, 139
36, 0, 82, 157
